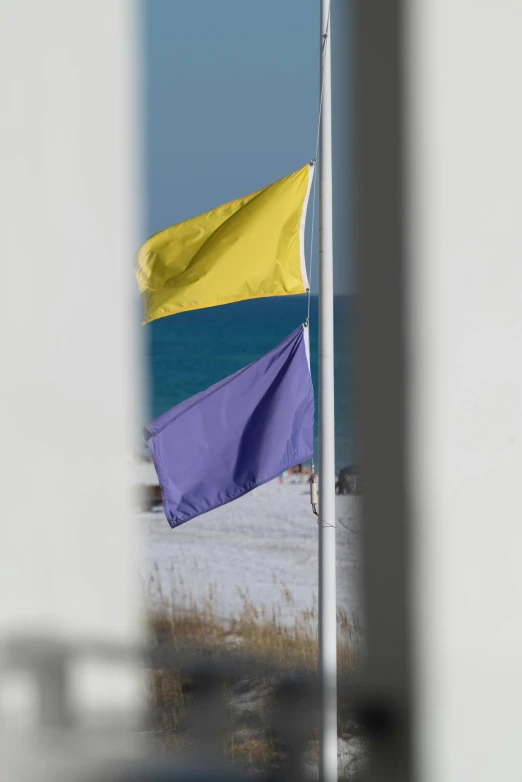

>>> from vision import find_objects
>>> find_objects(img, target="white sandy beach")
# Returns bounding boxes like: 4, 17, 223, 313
134, 459, 362, 626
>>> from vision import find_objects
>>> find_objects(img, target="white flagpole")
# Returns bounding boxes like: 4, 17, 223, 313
318, 1, 337, 780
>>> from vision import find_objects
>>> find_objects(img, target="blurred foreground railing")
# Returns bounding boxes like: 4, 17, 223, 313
0, 635, 374, 782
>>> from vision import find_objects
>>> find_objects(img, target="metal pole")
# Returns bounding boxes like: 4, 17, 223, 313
318, 1, 337, 780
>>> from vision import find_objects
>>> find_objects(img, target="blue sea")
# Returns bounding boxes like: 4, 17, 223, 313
140, 295, 354, 470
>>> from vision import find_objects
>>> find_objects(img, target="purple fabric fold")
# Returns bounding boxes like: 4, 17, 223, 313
144, 326, 314, 528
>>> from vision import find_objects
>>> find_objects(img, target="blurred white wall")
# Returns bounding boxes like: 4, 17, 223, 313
0, 0, 143, 775
408, 1, 522, 779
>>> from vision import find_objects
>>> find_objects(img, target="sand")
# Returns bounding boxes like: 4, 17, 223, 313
134, 459, 362, 625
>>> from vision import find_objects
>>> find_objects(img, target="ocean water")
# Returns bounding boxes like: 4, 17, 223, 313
140, 295, 354, 470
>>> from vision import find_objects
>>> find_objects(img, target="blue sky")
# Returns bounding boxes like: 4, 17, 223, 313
140, 0, 351, 293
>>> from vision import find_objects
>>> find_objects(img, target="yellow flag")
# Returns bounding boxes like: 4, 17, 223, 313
136, 163, 314, 324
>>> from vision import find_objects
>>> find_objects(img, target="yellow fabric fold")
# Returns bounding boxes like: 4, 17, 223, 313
136, 163, 313, 324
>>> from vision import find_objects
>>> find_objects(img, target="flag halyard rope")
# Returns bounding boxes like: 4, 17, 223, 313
308, 0, 332, 526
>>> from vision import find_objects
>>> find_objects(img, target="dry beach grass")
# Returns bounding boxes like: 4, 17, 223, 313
146, 562, 361, 669
145, 567, 364, 777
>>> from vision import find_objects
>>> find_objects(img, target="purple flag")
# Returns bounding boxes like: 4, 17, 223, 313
144, 326, 314, 528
